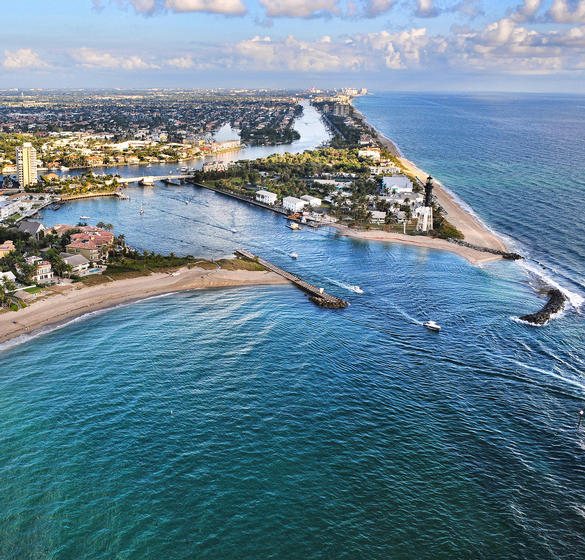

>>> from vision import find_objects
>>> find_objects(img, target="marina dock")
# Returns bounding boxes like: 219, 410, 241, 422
235, 249, 349, 309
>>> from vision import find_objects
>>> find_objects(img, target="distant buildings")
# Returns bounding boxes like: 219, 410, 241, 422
16, 143, 38, 188
202, 161, 233, 172
255, 190, 277, 205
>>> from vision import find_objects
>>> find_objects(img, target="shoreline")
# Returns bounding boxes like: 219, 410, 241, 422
0, 267, 288, 348
350, 100, 510, 262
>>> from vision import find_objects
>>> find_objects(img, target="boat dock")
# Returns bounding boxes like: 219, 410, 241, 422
235, 249, 349, 309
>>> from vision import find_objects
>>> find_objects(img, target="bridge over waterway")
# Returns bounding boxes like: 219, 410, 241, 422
117, 174, 191, 185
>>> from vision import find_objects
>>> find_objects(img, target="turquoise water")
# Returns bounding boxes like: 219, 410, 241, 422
2, 94, 585, 558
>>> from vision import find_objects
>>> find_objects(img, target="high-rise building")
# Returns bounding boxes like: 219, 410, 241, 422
16, 142, 38, 188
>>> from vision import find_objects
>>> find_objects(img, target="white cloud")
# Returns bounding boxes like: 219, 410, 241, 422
2, 49, 50, 70
510, 0, 542, 22
259, 0, 339, 18
164, 0, 246, 14
547, 0, 585, 23
167, 55, 196, 68
96, 0, 246, 15
72, 48, 157, 70
415, 0, 438, 17
362, 0, 394, 17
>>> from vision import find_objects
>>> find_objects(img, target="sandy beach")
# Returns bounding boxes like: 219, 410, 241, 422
350, 102, 510, 263
0, 267, 288, 346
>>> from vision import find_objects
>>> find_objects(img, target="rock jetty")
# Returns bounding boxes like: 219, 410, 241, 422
519, 289, 567, 325
447, 238, 523, 260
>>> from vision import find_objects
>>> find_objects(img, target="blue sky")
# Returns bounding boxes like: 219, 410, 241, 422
2, 0, 585, 91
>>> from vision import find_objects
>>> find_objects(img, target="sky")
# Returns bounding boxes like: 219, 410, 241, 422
2, 0, 585, 92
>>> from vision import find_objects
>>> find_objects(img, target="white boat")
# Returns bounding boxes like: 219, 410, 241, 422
79, 215, 90, 220
423, 320, 441, 332
289, 252, 298, 259
140, 202, 144, 215
353, 286, 363, 294
180, 166, 188, 172
60, 166, 70, 172
288, 222, 300, 230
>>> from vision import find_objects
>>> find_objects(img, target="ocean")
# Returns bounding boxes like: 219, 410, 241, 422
1, 94, 584, 559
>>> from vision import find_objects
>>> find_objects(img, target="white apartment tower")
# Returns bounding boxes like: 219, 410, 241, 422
16, 142, 38, 188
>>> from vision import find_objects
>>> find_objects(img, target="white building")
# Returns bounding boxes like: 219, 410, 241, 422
300, 195, 321, 207
382, 175, 413, 194
255, 190, 277, 205
16, 143, 38, 188
370, 165, 400, 176
0, 198, 21, 220
282, 196, 307, 213
0, 271, 16, 284
370, 211, 387, 224
358, 148, 380, 161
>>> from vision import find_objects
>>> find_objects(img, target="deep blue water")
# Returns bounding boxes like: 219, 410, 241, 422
1, 94, 585, 559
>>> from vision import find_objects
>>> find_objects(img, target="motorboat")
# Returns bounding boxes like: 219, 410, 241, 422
423, 320, 441, 332
140, 202, 144, 215
289, 252, 298, 259
353, 286, 363, 294
79, 215, 90, 220
288, 222, 300, 230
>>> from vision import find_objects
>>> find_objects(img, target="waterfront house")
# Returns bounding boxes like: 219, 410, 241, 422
382, 175, 413, 195
65, 239, 101, 263
282, 196, 307, 213
60, 252, 91, 276
0, 239, 15, 257
300, 195, 322, 207
18, 220, 46, 239
24, 256, 54, 284
255, 190, 278, 205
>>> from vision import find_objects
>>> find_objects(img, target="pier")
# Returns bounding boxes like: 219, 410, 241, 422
59, 190, 130, 201
235, 249, 349, 309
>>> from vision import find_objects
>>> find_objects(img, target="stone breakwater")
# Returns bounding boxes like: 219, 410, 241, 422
447, 238, 523, 260
519, 289, 567, 325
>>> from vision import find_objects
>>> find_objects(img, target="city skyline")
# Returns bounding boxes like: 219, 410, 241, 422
2, 0, 585, 92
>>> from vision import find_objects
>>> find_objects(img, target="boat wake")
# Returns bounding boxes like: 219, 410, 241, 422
325, 277, 364, 294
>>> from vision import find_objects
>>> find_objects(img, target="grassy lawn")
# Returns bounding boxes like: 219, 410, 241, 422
23, 286, 44, 294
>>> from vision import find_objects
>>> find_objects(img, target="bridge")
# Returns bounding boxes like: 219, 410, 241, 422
116, 174, 191, 185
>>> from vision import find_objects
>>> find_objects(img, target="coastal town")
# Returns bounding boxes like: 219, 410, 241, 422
0, 87, 525, 328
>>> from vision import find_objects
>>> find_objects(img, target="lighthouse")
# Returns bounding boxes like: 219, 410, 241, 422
424, 175, 433, 206
417, 176, 434, 233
